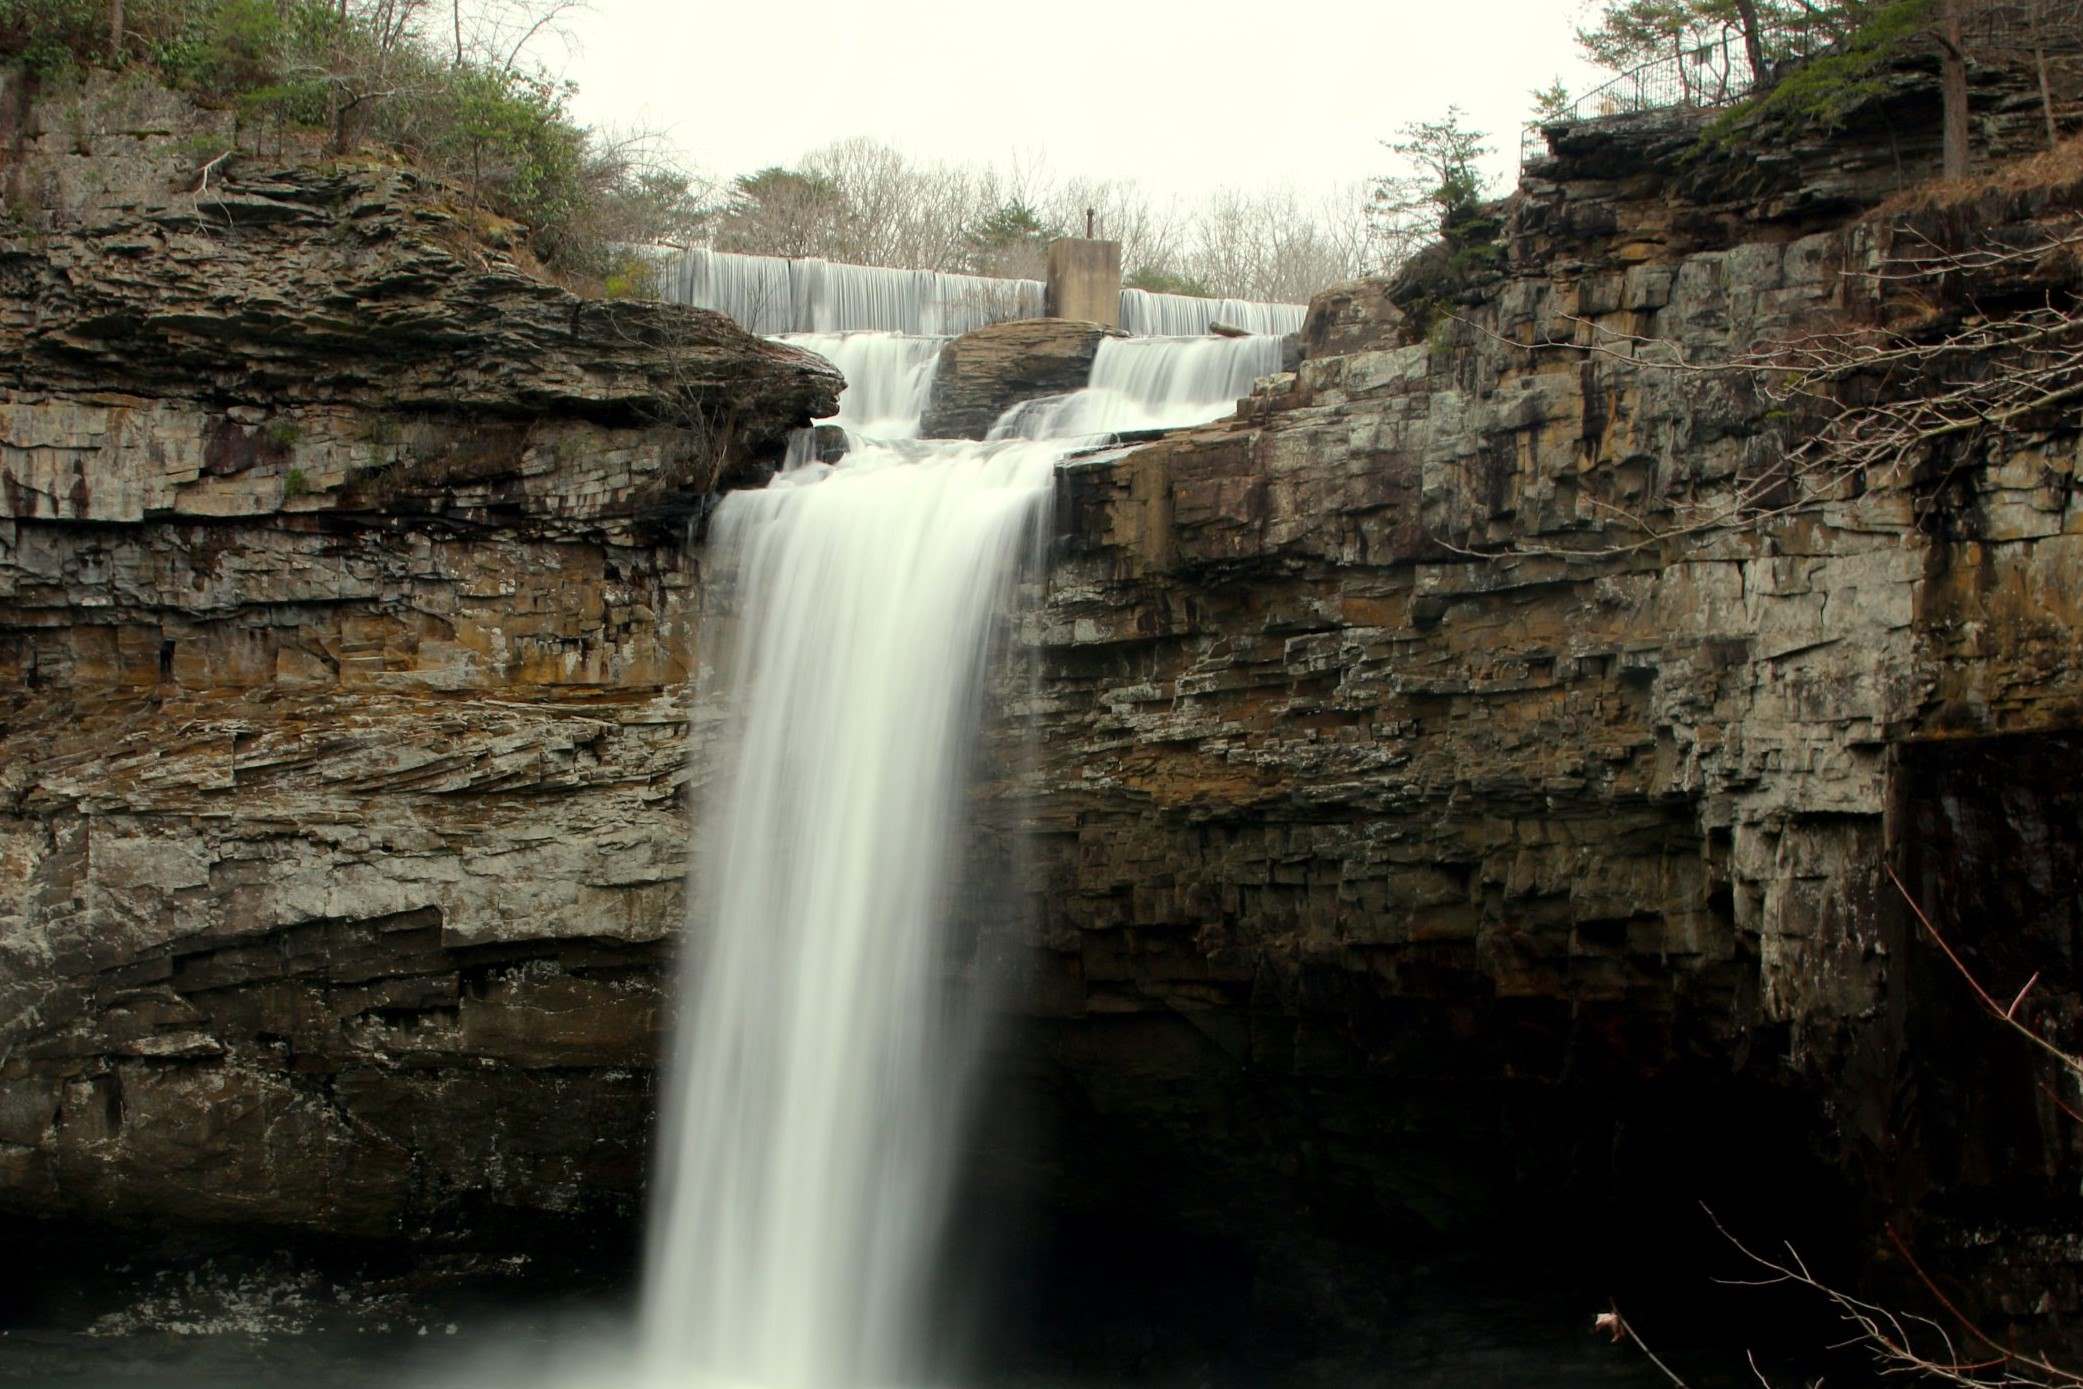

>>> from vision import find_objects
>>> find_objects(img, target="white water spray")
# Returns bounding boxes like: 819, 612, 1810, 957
776, 332, 946, 439
635, 314, 1292, 1389
992, 333, 1287, 439
640, 435, 1056, 1389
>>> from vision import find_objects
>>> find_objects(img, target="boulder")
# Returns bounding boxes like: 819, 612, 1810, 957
919, 317, 1123, 439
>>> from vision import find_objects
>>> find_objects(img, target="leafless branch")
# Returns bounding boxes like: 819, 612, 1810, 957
1437, 214, 2083, 562
1887, 866, 2083, 1083
1597, 1304, 1696, 1387
188, 149, 235, 196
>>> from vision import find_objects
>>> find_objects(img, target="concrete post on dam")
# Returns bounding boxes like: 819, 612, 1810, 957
1044, 237, 1121, 329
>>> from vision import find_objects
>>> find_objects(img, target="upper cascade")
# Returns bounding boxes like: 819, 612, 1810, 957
776, 332, 945, 439
1117, 289, 1306, 337
654, 246, 1305, 340
654, 248, 1042, 336
990, 334, 1287, 440
780, 327, 1284, 449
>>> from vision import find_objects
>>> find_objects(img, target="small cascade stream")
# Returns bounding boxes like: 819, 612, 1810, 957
990, 334, 1286, 440
775, 332, 946, 438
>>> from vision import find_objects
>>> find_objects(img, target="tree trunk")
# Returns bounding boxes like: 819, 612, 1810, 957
1733, 0, 1767, 85
1938, 0, 1971, 180
453, 0, 463, 65
2033, 3, 2058, 148
108, 0, 123, 62
2038, 41, 2058, 147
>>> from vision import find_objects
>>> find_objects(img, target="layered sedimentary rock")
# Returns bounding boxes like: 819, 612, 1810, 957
987, 73, 2083, 1326
921, 317, 1123, 439
4, 50, 2083, 1348
0, 70, 836, 1235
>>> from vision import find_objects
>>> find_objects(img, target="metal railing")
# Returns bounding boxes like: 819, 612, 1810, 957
1520, 1, 2083, 169
1519, 19, 1836, 166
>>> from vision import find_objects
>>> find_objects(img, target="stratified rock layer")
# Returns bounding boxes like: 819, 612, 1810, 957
4, 52, 2083, 1348
0, 71, 836, 1235
921, 317, 1122, 439
984, 79, 2083, 1330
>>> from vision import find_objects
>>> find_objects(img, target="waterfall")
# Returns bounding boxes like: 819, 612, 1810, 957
651, 246, 1306, 341
991, 333, 1287, 440
641, 410, 1059, 1389
653, 248, 1044, 336
776, 332, 945, 439
634, 307, 1289, 1389
1117, 289, 1307, 338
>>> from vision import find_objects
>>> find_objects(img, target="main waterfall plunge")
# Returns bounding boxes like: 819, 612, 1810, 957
633, 324, 1281, 1389
640, 439, 1054, 1389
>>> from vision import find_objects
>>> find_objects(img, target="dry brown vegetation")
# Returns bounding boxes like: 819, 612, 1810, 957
1874, 134, 2083, 215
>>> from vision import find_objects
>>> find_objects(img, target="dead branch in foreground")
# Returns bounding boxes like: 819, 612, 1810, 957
1887, 865, 2083, 1085
1448, 219, 2083, 561
1599, 872, 2083, 1387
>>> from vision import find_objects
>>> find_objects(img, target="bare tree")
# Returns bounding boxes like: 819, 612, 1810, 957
1937, 0, 1973, 177
2032, 0, 2060, 146
1733, 0, 1767, 77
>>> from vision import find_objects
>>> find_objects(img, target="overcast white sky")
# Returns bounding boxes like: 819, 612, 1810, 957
553, 1, 1609, 204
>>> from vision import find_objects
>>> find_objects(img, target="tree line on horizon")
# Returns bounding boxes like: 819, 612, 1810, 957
693, 144, 1379, 306
716, 0, 2065, 306
2, 0, 2058, 305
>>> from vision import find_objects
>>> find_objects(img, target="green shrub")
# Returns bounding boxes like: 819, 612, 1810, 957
0, 0, 101, 77
0, 0, 707, 283
600, 251, 660, 301
1125, 267, 1218, 298
1706, 0, 1935, 142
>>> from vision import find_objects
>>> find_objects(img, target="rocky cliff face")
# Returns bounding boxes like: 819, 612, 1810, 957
4, 50, 2083, 1359
986, 74, 2083, 1336
0, 69, 836, 1237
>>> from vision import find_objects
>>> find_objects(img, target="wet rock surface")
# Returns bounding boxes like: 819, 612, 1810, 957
922, 317, 1124, 439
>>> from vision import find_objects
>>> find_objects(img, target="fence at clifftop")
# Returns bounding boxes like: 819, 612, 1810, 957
1520, 2, 2083, 168
1519, 17, 1833, 166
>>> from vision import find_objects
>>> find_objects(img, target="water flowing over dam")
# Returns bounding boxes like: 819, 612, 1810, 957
653, 248, 1044, 335
636, 324, 1278, 1388
1116, 288, 1305, 337
653, 246, 1305, 340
